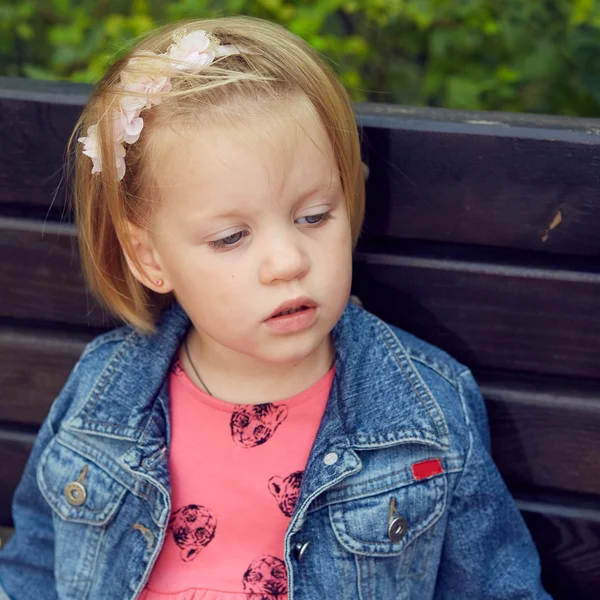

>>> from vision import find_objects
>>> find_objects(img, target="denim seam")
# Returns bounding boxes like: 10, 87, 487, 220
79, 327, 132, 359
306, 462, 463, 514
135, 384, 169, 465
452, 371, 475, 494
331, 368, 352, 444
141, 446, 167, 470
129, 512, 170, 600
354, 554, 364, 600
0, 579, 12, 600
74, 330, 140, 432
335, 476, 446, 548
43, 484, 127, 527
349, 458, 463, 489
283, 529, 295, 600
287, 456, 363, 542
64, 426, 139, 443
407, 354, 460, 389
418, 462, 449, 550
53, 524, 95, 585
411, 518, 435, 581
325, 468, 460, 506
375, 316, 450, 442
52, 511, 103, 591
348, 433, 446, 449
57, 436, 144, 500
80, 524, 106, 600
37, 440, 131, 525
118, 454, 170, 529
328, 476, 447, 557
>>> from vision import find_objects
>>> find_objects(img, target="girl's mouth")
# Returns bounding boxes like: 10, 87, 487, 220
267, 296, 317, 321
271, 306, 308, 318
265, 305, 317, 334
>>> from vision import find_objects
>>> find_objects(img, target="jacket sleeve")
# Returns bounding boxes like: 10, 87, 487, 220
0, 359, 84, 600
433, 369, 553, 600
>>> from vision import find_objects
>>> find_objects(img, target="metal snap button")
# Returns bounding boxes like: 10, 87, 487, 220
323, 452, 338, 465
293, 540, 310, 561
387, 497, 408, 542
64, 481, 86, 506
388, 515, 408, 542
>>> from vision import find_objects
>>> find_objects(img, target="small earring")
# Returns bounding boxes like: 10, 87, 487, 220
155, 279, 164, 287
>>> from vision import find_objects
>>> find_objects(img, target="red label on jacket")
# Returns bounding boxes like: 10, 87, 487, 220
412, 458, 443, 480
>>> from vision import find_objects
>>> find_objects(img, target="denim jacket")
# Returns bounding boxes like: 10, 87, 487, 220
0, 300, 551, 600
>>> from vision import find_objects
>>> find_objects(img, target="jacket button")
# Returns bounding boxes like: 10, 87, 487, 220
388, 515, 408, 542
323, 452, 338, 465
64, 481, 87, 506
293, 541, 310, 561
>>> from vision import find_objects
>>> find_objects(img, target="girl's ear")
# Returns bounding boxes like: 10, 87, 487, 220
123, 222, 173, 293
362, 161, 370, 181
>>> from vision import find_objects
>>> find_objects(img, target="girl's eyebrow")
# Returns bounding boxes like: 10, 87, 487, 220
196, 180, 339, 221
204, 208, 247, 220
289, 179, 340, 209
183, 208, 246, 233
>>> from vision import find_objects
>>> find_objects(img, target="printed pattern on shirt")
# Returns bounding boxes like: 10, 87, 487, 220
230, 403, 288, 448
168, 504, 217, 562
242, 555, 288, 599
268, 471, 303, 517
170, 361, 184, 377
144, 357, 332, 599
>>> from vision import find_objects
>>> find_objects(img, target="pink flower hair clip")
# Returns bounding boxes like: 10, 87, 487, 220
78, 29, 246, 181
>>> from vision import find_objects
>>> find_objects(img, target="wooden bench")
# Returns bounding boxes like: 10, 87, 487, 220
1, 77, 599, 598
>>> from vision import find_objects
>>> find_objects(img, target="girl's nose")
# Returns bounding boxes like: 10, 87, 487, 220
258, 230, 310, 284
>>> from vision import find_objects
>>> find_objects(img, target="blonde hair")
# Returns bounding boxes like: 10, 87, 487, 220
70, 16, 365, 334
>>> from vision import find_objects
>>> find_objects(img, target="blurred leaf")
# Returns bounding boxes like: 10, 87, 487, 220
571, 0, 594, 25
49, 24, 84, 46
341, 68, 361, 89
22, 64, 60, 80
15, 22, 34, 40
1, 0, 599, 117
497, 65, 520, 84
446, 76, 482, 110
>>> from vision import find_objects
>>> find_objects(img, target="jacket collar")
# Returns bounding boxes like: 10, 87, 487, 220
66, 300, 449, 451
329, 301, 449, 450
66, 300, 190, 441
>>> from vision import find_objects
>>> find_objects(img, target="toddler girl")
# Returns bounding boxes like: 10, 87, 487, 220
0, 15, 552, 600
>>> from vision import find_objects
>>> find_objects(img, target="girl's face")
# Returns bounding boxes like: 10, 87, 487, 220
146, 97, 353, 368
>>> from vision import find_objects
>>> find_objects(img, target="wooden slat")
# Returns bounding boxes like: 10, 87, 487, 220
357, 103, 600, 256
0, 328, 89, 427
3, 219, 599, 377
0, 218, 115, 328
1, 78, 600, 257
352, 251, 600, 379
522, 507, 600, 600
482, 371, 600, 497
0, 78, 87, 214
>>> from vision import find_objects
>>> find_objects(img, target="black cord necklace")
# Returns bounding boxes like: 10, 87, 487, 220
183, 336, 336, 398
184, 335, 213, 396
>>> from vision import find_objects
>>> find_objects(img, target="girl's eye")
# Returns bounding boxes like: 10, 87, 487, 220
296, 212, 333, 226
207, 231, 248, 251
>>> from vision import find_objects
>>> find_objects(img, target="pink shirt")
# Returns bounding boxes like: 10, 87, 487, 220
139, 358, 334, 600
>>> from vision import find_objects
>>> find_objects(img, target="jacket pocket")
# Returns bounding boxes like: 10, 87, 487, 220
37, 437, 127, 526
328, 470, 446, 556
37, 435, 128, 594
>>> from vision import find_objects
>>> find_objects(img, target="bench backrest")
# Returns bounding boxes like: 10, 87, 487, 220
0, 77, 599, 599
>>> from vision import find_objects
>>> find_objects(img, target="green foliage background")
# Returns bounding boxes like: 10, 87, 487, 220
2, 0, 600, 116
